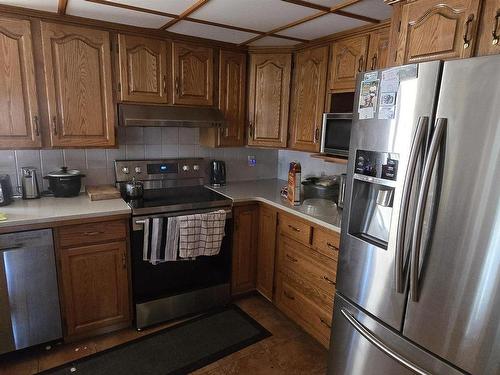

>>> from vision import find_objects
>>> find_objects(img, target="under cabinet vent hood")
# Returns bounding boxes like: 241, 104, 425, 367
118, 104, 226, 128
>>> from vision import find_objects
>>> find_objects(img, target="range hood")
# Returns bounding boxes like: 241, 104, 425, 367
118, 104, 226, 128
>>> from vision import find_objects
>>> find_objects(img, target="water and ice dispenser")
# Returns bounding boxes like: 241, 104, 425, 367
348, 150, 399, 250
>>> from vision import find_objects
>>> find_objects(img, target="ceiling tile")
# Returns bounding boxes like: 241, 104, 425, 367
105, 0, 198, 15
277, 13, 367, 40
0, 0, 58, 12
249, 36, 299, 47
190, 0, 318, 32
66, 0, 172, 28
169, 21, 258, 44
343, 0, 393, 20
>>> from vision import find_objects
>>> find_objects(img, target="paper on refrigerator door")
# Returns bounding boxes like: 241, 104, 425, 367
358, 79, 379, 120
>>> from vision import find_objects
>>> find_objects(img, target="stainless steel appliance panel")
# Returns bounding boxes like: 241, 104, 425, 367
0, 229, 62, 354
338, 61, 442, 330
328, 294, 465, 375
402, 55, 500, 375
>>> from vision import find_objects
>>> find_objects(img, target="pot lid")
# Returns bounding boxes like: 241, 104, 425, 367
46, 166, 83, 178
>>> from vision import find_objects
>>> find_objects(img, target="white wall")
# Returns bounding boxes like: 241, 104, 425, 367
277, 150, 347, 180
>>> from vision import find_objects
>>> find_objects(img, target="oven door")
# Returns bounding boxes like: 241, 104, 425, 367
131, 208, 233, 327
320, 113, 352, 157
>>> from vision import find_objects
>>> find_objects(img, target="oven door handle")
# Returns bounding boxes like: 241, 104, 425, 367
133, 209, 232, 231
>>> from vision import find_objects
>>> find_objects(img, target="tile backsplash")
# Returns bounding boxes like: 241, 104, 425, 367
277, 150, 347, 180
0, 127, 278, 192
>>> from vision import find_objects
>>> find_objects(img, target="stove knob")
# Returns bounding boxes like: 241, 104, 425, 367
122, 167, 129, 174
135, 166, 142, 174
182, 165, 190, 172
193, 164, 200, 171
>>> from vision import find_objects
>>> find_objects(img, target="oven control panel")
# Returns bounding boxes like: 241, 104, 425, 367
114, 158, 206, 182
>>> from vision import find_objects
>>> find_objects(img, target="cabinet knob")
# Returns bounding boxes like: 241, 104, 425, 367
492, 10, 500, 46
33, 115, 40, 136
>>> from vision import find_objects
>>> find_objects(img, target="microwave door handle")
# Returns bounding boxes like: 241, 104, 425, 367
410, 118, 447, 302
395, 116, 429, 293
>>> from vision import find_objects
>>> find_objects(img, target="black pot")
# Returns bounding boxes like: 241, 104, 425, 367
44, 167, 85, 197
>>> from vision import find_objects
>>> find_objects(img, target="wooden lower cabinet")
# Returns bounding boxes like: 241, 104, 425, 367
256, 205, 278, 300
56, 219, 131, 340
231, 204, 259, 295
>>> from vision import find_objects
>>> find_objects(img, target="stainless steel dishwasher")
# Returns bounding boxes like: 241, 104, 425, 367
0, 229, 62, 355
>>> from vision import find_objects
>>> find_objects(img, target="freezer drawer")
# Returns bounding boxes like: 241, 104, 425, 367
327, 294, 464, 375
0, 229, 62, 354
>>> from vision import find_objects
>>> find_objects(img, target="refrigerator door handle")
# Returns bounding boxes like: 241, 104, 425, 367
410, 118, 447, 302
341, 308, 432, 375
395, 116, 429, 293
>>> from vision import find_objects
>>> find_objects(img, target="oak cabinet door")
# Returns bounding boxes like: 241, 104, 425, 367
59, 241, 130, 338
396, 0, 481, 64
329, 35, 369, 92
289, 45, 329, 152
118, 34, 169, 104
0, 17, 41, 149
172, 42, 214, 106
247, 53, 292, 148
232, 205, 259, 295
41, 22, 115, 147
218, 50, 246, 147
475, 0, 500, 56
256, 206, 277, 301
367, 27, 391, 71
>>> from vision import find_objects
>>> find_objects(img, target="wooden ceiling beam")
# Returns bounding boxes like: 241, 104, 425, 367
281, 0, 379, 23
58, 0, 68, 15
86, 0, 178, 18
161, 0, 210, 30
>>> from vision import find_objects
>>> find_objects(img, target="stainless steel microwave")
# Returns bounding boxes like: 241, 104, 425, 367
320, 113, 352, 157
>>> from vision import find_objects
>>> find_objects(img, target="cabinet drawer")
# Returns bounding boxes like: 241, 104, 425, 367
58, 220, 127, 247
279, 235, 337, 295
312, 227, 340, 261
276, 274, 332, 347
279, 214, 312, 245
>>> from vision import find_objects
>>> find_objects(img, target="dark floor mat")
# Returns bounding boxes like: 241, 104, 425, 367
42, 305, 271, 375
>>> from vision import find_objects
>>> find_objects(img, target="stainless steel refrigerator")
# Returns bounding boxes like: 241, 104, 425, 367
328, 55, 500, 375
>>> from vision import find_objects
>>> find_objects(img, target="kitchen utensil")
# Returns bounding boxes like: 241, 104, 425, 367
44, 167, 85, 197
0, 175, 13, 206
125, 178, 144, 199
86, 185, 121, 201
21, 167, 40, 199
210, 160, 226, 187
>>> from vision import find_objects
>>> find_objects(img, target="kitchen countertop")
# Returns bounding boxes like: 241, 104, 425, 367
0, 194, 131, 230
207, 179, 342, 233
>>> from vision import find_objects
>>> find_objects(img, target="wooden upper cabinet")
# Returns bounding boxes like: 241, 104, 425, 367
476, 0, 500, 56
41, 22, 115, 147
367, 27, 391, 71
247, 53, 292, 148
118, 34, 170, 104
396, 0, 481, 64
0, 17, 41, 149
289, 46, 329, 152
172, 42, 214, 106
329, 35, 369, 92
218, 50, 246, 146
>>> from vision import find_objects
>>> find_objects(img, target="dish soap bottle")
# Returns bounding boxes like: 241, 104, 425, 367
288, 161, 301, 206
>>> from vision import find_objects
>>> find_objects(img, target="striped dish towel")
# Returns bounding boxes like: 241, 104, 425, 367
142, 217, 180, 264
178, 210, 227, 258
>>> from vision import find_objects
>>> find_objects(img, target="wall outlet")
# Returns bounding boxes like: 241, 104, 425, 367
247, 155, 256, 167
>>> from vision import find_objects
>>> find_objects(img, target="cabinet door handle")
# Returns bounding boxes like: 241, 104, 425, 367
33, 115, 40, 136
163, 75, 167, 94
52, 115, 58, 135
493, 9, 500, 46
463, 14, 474, 49
371, 53, 377, 70
326, 242, 339, 251
286, 254, 298, 263
320, 317, 331, 329
323, 275, 335, 285
288, 224, 300, 232
175, 77, 180, 96
314, 128, 320, 143
284, 291, 295, 300
122, 252, 126, 269
357, 56, 364, 72
83, 231, 102, 236
248, 120, 254, 139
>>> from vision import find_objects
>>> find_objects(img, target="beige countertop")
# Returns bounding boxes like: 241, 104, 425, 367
207, 179, 342, 233
0, 194, 131, 230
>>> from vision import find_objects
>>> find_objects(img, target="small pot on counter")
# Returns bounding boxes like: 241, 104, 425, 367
301, 176, 339, 201
44, 167, 85, 197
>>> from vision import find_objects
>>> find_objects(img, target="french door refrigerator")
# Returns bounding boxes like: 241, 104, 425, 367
328, 55, 500, 375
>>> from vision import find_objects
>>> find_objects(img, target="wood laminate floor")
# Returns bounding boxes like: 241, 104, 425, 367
0, 295, 328, 374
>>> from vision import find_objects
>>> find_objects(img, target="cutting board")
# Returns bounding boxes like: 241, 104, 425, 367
86, 185, 121, 201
